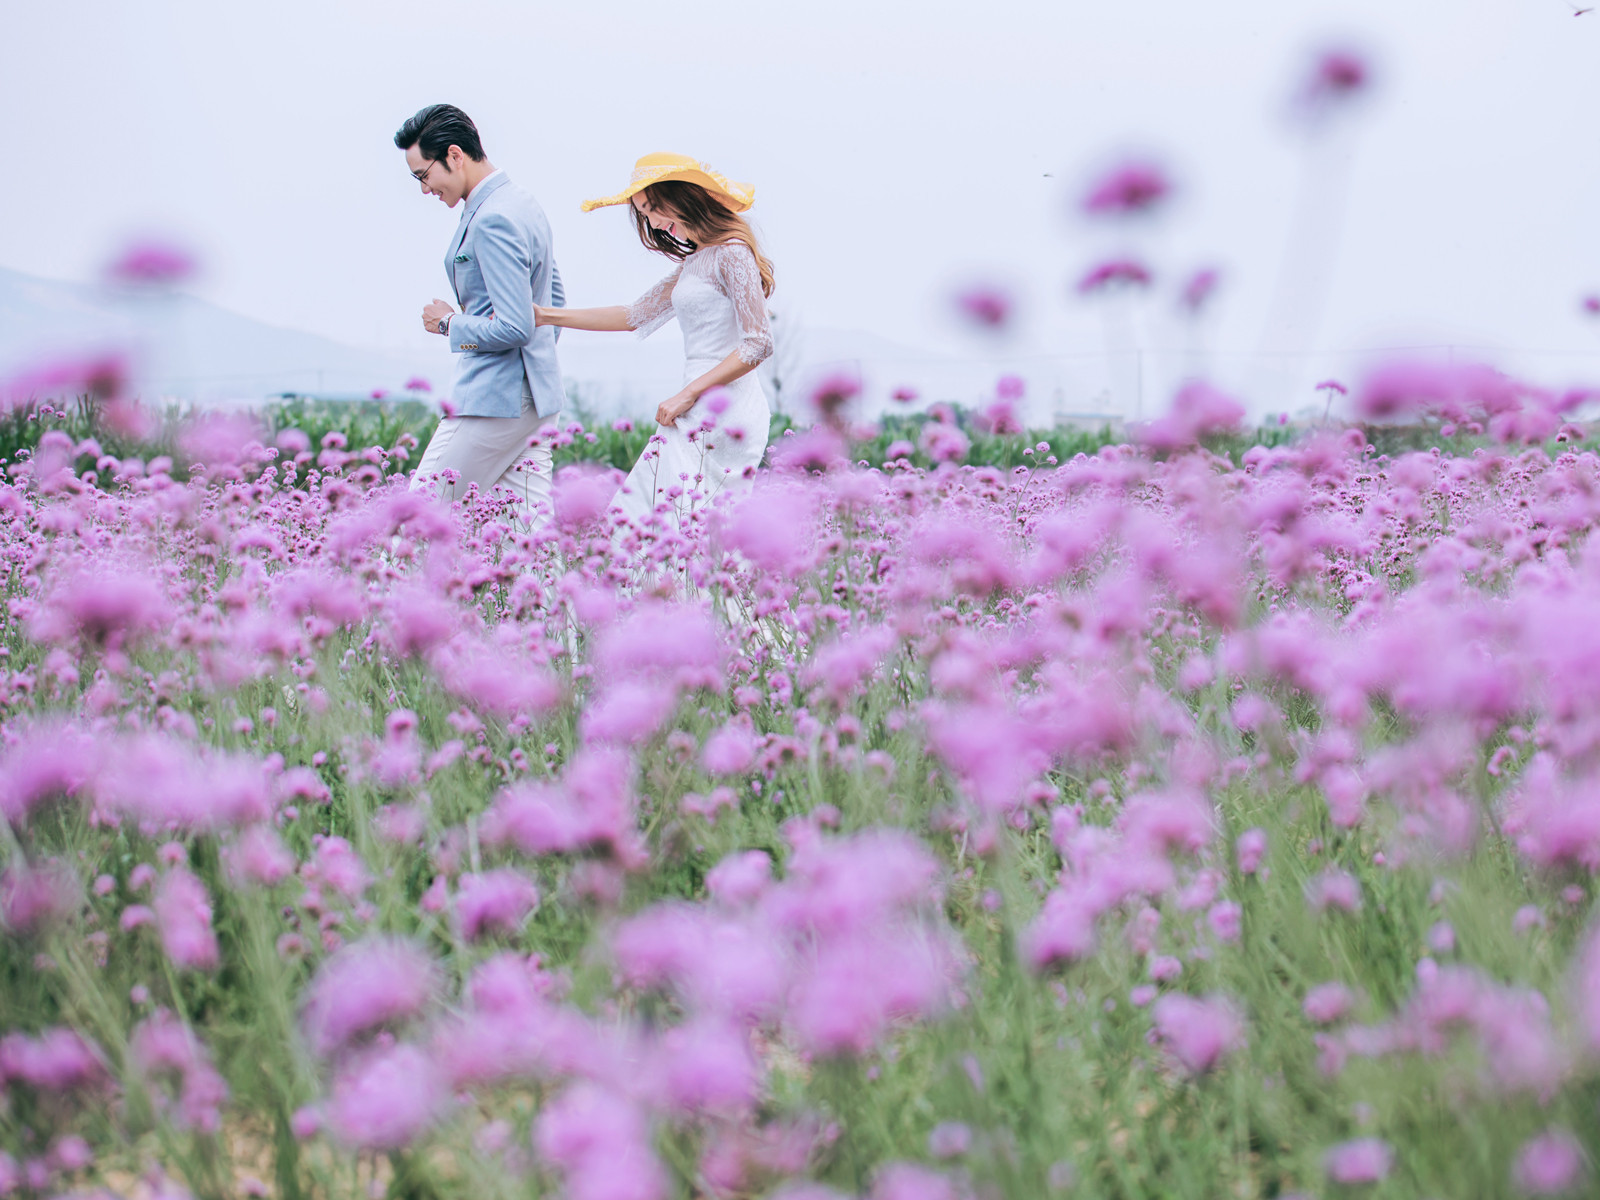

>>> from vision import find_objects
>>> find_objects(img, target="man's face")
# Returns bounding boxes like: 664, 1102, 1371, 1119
406, 144, 469, 209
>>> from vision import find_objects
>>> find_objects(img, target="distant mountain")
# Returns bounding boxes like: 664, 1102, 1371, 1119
0, 265, 1030, 418
0, 266, 437, 403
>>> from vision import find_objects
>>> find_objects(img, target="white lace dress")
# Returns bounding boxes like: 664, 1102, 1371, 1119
613, 242, 773, 527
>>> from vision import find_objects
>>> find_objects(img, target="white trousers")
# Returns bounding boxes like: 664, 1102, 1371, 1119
410, 398, 560, 530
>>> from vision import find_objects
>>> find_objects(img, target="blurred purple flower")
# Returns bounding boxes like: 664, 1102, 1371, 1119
153, 867, 219, 971
178, 411, 268, 469
128, 1010, 228, 1133
1135, 381, 1246, 451
553, 463, 621, 529
28, 564, 169, 650
788, 929, 951, 1056
404, 376, 433, 392
920, 421, 970, 464
311, 836, 371, 901
1207, 900, 1242, 943
654, 1018, 760, 1114
702, 721, 759, 776
1151, 993, 1242, 1073
1077, 259, 1152, 295
1306, 869, 1362, 914
1324, 1138, 1393, 1184
927, 1122, 972, 1159
1, 862, 81, 936
1299, 48, 1372, 120
329, 1043, 443, 1150
770, 424, 850, 473
890, 385, 920, 404
706, 850, 772, 906
105, 239, 196, 286
1236, 829, 1267, 875
4, 352, 130, 408
1179, 268, 1220, 313
583, 680, 677, 746
1303, 982, 1355, 1024
300, 937, 437, 1056
980, 399, 1024, 436
455, 869, 539, 941
1513, 1130, 1587, 1196
290, 1107, 321, 1139
1083, 160, 1171, 216
1352, 359, 1517, 423
0, 1028, 104, 1092
482, 748, 645, 867
808, 371, 862, 426
0, 722, 96, 826
536, 1084, 667, 1200
871, 1162, 961, 1200
1576, 924, 1600, 1053
953, 285, 1012, 329
721, 481, 820, 573
225, 826, 295, 889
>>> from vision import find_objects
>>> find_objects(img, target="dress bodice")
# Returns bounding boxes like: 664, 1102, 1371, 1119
626, 243, 774, 366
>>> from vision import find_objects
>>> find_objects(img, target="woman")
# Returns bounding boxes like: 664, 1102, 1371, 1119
534, 153, 775, 528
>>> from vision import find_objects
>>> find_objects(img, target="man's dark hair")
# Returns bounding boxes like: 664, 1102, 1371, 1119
394, 104, 485, 164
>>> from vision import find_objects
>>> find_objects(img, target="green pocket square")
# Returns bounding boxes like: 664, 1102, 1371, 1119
454, 254, 471, 263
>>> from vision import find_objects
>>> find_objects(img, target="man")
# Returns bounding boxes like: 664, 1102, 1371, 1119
395, 104, 565, 528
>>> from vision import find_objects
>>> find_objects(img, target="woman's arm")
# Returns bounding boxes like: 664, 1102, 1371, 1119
537, 267, 683, 335
534, 304, 632, 332
655, 351, 759, 427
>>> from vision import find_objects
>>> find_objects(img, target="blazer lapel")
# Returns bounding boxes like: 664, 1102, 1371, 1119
443, 173, 511, 307
445, 215, 470, 305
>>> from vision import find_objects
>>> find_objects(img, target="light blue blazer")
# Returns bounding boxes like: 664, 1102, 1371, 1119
444, 173, 565, 418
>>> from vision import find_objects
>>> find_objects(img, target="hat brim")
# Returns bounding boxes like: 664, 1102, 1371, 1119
582, 167, 754, 214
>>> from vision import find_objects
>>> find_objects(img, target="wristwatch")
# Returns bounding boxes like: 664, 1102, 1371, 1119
437, 314, 451, 336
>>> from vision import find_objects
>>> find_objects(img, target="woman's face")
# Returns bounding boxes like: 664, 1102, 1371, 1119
633, 194, 691, 243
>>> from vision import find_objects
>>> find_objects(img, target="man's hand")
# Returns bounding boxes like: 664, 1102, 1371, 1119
423, 299, 456, 335
656, 390, 699, 428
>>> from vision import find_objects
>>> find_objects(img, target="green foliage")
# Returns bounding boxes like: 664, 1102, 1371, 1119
263, 397, 438, 456
0, 394, 1417, 480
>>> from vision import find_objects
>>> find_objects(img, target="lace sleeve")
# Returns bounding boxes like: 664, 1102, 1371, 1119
626, 268, 681, 338
711, 244, 774, 365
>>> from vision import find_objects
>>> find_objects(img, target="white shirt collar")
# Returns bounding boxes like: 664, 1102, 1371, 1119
465, 168, 504, 204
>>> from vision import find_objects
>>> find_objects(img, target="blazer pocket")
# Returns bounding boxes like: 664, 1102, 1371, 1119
454, 259, 485, 297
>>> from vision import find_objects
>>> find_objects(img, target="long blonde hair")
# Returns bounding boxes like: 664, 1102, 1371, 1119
631, 180, 775, 298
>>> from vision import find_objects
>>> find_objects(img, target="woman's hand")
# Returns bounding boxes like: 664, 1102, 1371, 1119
533, 305, 553, 327
656, 390, 698, 427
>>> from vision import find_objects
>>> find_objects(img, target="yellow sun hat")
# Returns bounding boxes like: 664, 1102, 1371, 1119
581, 152, 755, 214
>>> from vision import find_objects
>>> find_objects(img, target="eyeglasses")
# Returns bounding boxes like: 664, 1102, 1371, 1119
411, 160, 439, 186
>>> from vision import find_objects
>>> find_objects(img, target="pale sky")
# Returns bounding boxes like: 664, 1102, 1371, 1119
5, 0, 1600, 415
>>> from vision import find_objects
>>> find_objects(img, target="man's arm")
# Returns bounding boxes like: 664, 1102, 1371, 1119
447, 211, 533, 353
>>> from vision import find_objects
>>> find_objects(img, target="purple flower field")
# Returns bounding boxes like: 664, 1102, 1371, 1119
2, 359, 1600, 1200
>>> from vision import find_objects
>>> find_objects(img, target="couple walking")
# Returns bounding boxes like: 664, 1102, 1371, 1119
394, 103, 776, 530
